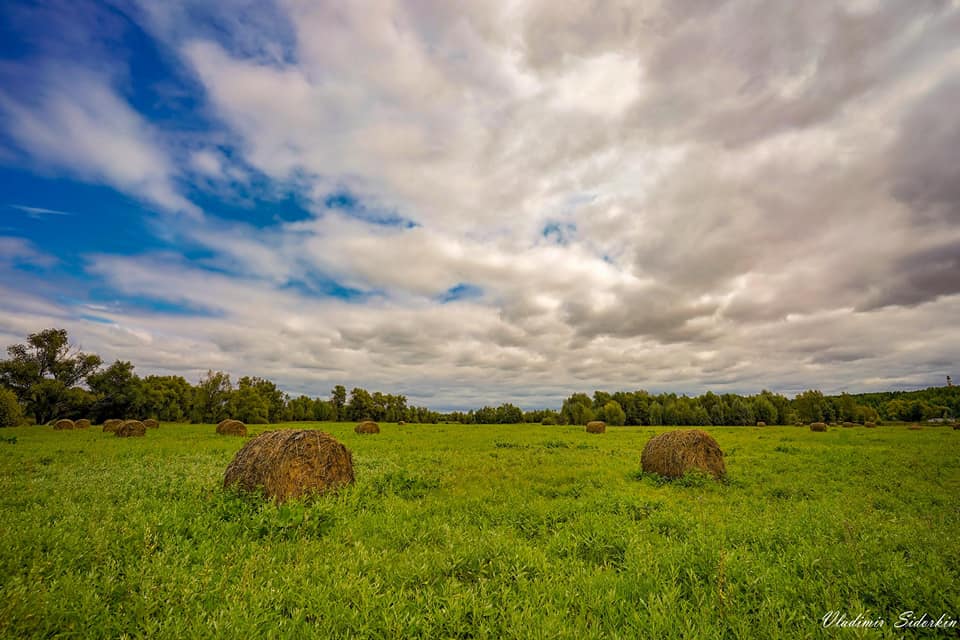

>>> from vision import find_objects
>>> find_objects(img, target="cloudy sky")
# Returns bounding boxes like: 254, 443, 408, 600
1, 1, 958, 409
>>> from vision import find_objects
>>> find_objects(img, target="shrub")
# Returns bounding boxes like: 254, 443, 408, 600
0, 389, 24, 428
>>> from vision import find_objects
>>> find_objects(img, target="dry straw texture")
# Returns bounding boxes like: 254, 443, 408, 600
355, 421, 380, 434
53, 419, 74, 430
641, 429, 726, 480
223, 430, 354, 503
103, 419, 123, 433
116, 420, 146, 438
217, 419, 248, 436
810, 422, 827, 432
398, 421, 406, 426
585, 421, 606, 434
74, 419, 91, 429
842, 421, 855, 428
143, 419, 159, 429
865, 422, 877, 428
756, 421, 766, 427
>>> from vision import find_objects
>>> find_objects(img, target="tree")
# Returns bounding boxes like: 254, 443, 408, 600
233, 380, 270, 424
561, 393, 594, 425
0, 329, 101, 400
193, 371, 233, 423
347, 387, 374, 421
600, 400, 626, 426
0, 329, 102, 422
87, 361, 143, 421
794, 390, 827, 423
0, 388, 23, 427
140, 375, 193, 422
331, 385, 347, 420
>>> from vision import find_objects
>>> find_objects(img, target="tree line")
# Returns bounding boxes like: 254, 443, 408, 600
0, 328, 956, 427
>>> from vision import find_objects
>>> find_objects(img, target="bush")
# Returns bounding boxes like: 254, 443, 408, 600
0, 389, 24, 427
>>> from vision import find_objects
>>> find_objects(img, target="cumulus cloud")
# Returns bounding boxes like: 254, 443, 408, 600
1, 0, 958, 407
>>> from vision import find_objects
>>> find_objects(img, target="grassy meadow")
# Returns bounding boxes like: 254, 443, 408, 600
0, 422, 958, 639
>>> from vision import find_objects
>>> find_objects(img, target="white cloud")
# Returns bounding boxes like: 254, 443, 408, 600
2, 1, 959, 407
0, 69, 197, 216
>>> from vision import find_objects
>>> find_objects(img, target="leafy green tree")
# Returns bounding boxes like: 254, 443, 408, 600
140, 375, 193, 422
601, 400, 626, 426
233, 381, 270, 424
495, 403, 523, 424
193, 371, 233, 423
87, 361, 143, 421
794, 390, 827, 423
347, 387, 374, 421
752, 395, 777, 425
0, 388, 23, 427
0, 329, 102, 422
561, 393, 594, 425
331, 385, 347, 420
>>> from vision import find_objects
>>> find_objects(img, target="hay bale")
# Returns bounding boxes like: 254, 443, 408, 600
223, 430, 354, 503
809, 422, 827, 432
397, 421, 406, 426
216, 419, 247, 436
355, 420, 380, 434
116, 420, 146, 437
641, 429, 725, 480
74, 419, 91, 429
53, 419, 75, 430
907, 424, 922, 431
143, 419, 159, 429
864, 422, 876, 428
953, 423, 959, 430
103, 419, 123, 433
756, 421, 766, 427
585, 421, 606, 434
842, 421, 854, 428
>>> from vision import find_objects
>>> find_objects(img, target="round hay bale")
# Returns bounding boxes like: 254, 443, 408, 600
756, 421, 766, 427
809, 422, 827, 432
223, 430, 354, 503
585, 421, 606, 434
355, 420, 380, 434
74, 419, 91, 429
953, 423, 959, 430
397, 420, 406, 426
102, 419, 123, 433
116, 420, 146, 438
907, 424, 922, 431
143, 418, 159, 429
216, 419, 247, 436
53, 419, 75, 430
641, 429, 725, 480
842, 421, 854, 428
864, 422, 877, 428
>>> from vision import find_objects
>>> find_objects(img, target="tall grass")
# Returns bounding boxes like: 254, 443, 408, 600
0, 423, 957, 638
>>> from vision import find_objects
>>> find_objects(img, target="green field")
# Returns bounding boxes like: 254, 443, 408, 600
1, 423, 958, 639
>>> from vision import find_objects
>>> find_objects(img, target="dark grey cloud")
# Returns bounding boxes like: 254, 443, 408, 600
891, 72, 960, 225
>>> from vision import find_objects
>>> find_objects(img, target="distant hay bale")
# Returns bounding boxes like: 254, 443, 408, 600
116, 420, 146, 438
217, 419, 247, 436
953, 423, 959, 430
74, 419, 91, 429
865, 422, 877, 428
585, 421, 606, 434
53, 419, 75, 430
842, 421, 854, 428
398, 420, 406, 426
103, 419, 123, 433
810, 422, 827, 432
143, 419, 159, 429
641, 429, 725, 480
907, 424, 922, 430
355, 420, 380, 434
756, 421, 766, 427
223, 430, 354, 503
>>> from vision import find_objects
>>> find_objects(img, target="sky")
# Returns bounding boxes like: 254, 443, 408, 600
1, 1, 958, 410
